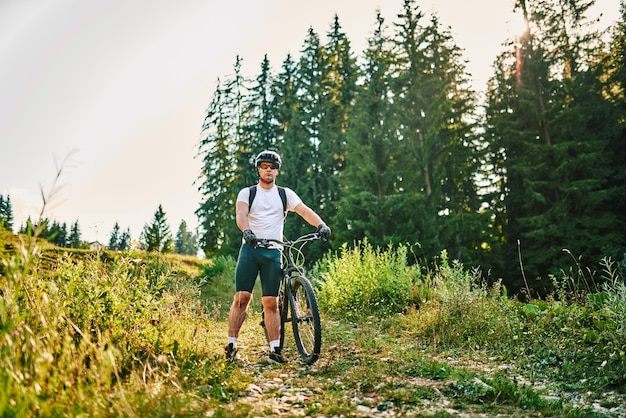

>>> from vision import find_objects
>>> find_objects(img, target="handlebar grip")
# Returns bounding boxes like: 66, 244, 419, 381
253, 238, 271, 248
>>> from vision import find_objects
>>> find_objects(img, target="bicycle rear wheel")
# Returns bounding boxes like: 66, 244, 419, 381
289, 275, 321, 364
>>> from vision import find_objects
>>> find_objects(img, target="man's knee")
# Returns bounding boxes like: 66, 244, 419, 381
261, 296, 279, 312
233, 291, 252, 308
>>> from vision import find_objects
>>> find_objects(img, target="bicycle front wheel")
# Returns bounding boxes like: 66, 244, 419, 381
289, 275, 321, 364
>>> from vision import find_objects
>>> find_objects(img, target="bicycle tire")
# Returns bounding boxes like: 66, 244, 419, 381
289, 275, 322, 364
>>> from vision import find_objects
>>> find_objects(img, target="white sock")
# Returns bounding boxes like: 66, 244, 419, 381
269, 340, 280, 352
228, 337, 237, 348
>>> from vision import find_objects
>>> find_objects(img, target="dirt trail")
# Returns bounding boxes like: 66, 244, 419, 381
211, 314, 626, 417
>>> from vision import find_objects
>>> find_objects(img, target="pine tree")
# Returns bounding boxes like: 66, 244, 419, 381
389, 0, 482, 261
175, 220, 198, 256
142, 204, 173, 253
334, 11, 399, 247
196, 73, 239, 257
68, 220, 82, 248
484, 0, 619, 292
0, 194, 14, 231
118, 228, 131, 251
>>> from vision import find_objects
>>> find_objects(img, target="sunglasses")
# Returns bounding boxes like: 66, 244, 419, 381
258, 163, 278, 170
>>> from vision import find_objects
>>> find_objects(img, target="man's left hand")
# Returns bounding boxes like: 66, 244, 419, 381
316, 224, 331, 240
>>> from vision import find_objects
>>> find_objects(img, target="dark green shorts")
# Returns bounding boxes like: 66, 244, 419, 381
235, 243, 282, 296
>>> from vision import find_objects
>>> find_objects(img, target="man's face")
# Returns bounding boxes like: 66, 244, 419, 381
258, 162, 279, 184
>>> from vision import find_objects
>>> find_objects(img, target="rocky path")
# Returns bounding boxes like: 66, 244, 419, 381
209, 315, 626, 417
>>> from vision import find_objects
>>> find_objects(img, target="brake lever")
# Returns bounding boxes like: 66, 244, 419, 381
254, 238, 271, 248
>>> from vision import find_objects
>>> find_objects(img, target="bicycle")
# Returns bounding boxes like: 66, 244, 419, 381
255, 232, 323, 365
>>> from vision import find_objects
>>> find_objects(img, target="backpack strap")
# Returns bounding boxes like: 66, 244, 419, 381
248, 185, 257, 211
277, 186, 287, 218
248, 185, 288, 220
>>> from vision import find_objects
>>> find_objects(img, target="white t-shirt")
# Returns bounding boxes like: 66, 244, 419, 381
237, 184, 302, 243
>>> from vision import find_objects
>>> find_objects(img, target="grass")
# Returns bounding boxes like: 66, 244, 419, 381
1, 224, 625, 416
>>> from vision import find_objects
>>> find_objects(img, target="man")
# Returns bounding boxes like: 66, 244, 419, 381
225, 150, 331, 364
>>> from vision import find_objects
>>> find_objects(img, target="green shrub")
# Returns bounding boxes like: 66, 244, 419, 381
198, 255, 237, 317
391, 251, 519, 351
201, 255, 236, 284
317, 239, 418, 317
511, 256, 626, 389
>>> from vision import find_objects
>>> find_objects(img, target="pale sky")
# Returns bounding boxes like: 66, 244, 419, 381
0, 0, 620, 245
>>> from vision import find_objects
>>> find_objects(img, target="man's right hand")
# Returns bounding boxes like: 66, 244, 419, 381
243, 229, 257, 245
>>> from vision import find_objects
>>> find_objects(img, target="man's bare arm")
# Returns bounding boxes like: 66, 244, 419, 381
294, 202, 325, 227
236, 201, 251, 232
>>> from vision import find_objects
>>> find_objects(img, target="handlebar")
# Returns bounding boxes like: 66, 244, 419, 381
254, 232, 323, 270
253, 232, 323, 249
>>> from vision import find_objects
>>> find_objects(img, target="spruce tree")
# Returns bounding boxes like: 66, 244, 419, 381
196, 73, 239, 257
334, 11, 399, 247
118, 228, 131, 251
0, 195, 14, 231
317, 15, 359, 224
19, 217, 35, 236
601, 4, 626, 262
230, 55, 257, 196
273, 53, 310, 241
484, 0, 619, 292
142, 205, 173, 253
68, 220, 82, 248
282, 27, 326, 242
108, 222, 121, 250
175, 220, 198, 256
390, 0, 482, 261
243, 55, 280, 159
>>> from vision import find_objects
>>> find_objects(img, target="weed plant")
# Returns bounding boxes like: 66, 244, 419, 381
317, 239, 418, 317
507, 256, 626, 393
390, 250, 520, 353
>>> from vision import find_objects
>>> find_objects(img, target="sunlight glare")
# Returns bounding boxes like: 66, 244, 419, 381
507, 10, 529, 41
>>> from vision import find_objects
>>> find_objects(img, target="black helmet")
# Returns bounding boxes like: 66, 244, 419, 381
254, 150, 282, 169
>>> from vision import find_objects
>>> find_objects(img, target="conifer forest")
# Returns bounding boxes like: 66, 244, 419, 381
196, 0, 626, 296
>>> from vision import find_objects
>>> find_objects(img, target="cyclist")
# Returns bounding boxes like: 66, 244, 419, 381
225, 150, 331, 364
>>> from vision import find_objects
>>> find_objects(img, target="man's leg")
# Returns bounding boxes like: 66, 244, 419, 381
262, 295, 286, 363
228, 291, 252, 338
261, 295, 280, 342
225, 291, 252, 361
226, 243, 258, 360
258, 248, 285, 363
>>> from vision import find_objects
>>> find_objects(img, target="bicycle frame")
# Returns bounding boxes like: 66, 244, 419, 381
256, 232, 323, 364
